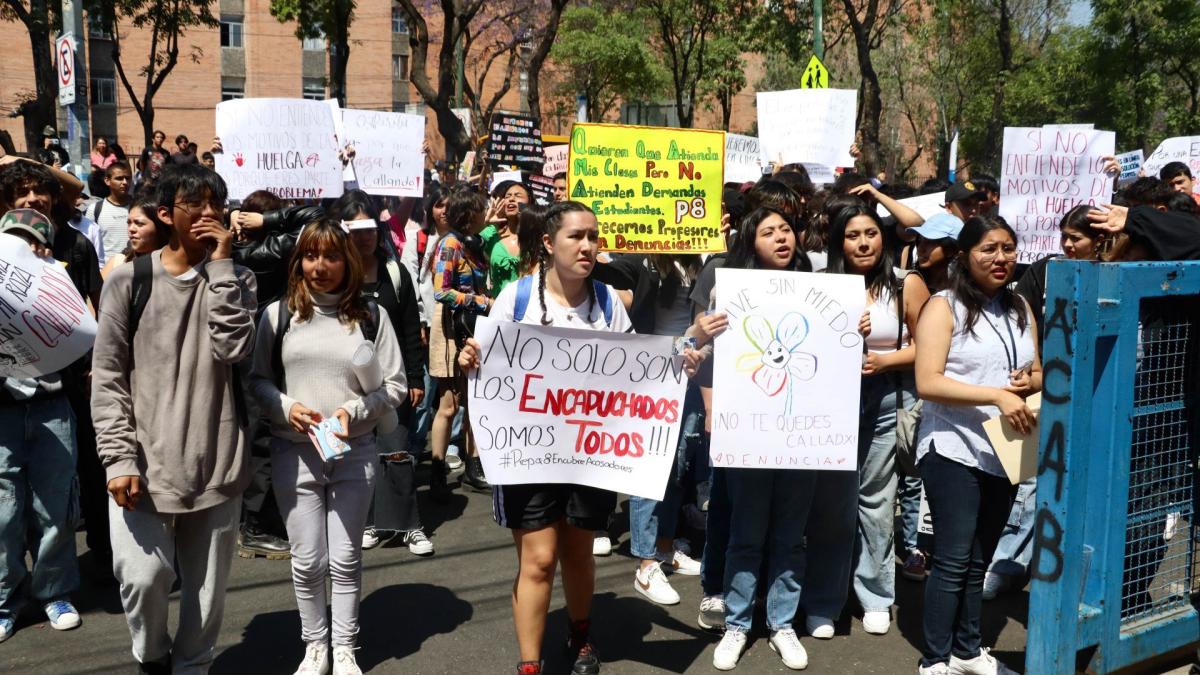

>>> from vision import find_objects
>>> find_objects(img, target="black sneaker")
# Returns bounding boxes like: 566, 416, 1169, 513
429, 459, 452, 503
237, 527, 291, 560
566, 640, 600, 675
461, 456, 491, 493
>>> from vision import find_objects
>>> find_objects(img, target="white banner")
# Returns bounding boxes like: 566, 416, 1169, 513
0, 234, 97, 377
542, 144, 569, 177
710, 269, 865, 470
1143, 136, 1200, 193
724, 133, 763, 183
466, 317, 687, 500
876, 191, 946, 221
214, 98, 344, 201
756, 88, 857, 169
998, 125, 1115, 265
341, 109, 425, 197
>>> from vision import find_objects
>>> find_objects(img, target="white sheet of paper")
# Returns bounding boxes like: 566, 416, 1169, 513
877, 192, 946, 220
724, 133, 764, 183
341, 109, 426, 197
756, 88, 858, 169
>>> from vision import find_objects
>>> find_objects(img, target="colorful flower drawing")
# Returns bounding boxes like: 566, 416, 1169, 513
736, 312, 818, 414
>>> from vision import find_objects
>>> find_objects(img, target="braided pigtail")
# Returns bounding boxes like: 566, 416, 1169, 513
538, 246, 552, 326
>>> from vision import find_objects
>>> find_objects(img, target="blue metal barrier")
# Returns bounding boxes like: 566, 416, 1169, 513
1028, 259, 1200, 673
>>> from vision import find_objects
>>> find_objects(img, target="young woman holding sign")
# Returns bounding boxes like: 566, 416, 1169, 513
913, 215, 1039, 675
249, 221, 407, 675
801, 204, 929, 638
458, 201, 633, 675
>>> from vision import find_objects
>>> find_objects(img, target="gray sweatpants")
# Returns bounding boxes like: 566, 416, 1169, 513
272, 436, 376, 646
109, 497, 240, 674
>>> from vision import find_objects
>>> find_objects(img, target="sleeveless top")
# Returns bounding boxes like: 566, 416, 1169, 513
916, 290, 1036, 477
864, 270, 910, 355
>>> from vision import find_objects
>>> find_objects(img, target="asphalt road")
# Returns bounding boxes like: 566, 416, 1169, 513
4, 476, 1040, 675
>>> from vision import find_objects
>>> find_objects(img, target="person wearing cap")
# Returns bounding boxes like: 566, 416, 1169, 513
0, 207, 85, 642
943, 181, 989, 222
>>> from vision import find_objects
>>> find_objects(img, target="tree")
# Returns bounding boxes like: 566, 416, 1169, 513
90, 0, 217, 147
642, 0, 732, 128
269, 0, 354, 106
1, 0, 58, 152
549, 6, 666, 123
521, 0, 567, 123
697, 36, 745, 131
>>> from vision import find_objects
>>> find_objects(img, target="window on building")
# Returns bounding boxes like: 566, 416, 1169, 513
392, 7, 408, 34
392, 54, 409, 81
88, 15, 112, 39
302, 34, 325, 52
405, 103, 425, 116
221, 78, 245, 101
220, 19, 243, 48
90, 77, 117, 105
302, 78, 325, 101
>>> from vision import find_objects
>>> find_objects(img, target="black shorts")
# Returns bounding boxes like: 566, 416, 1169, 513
492, 483, 616, 531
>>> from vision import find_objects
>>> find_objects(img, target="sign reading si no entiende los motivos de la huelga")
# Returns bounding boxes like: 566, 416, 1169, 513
466, 316, 687, 501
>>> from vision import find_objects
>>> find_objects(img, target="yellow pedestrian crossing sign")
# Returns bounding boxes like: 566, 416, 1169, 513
800, 55, 829, 89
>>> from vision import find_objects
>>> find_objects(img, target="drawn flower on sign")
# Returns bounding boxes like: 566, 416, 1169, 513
736, 312, 817, 414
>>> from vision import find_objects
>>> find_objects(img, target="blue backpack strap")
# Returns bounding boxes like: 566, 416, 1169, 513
513, 275, 534, 322
592, 280, 613, 327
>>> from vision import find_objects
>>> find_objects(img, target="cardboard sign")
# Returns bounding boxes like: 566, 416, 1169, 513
725, 133, 764, 184
876, 192, 946, 221
0, 233, 97, 378
487, 113, 544, 170
985, 392, 1043, 484
567, 123, 725, 254
1143, 136, 1200, 192
710, 269, 866, 470
341, 109, 425, 197
757, 88, 857, 169
1115, 149, 1144, 187
998, 125, 1115, 265
542, 144, 569, 177
214, 98, 344, 201
466, 316, 687, 501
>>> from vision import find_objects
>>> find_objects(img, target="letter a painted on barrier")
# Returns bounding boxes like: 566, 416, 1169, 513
800, 55, 829, 89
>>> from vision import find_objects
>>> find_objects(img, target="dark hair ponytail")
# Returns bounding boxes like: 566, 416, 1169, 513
949, 215, 1028, 337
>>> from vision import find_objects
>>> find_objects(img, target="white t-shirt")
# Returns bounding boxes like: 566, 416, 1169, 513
69, 214, 105, 268
490, 276, 634, 333
94, 198, 131, 262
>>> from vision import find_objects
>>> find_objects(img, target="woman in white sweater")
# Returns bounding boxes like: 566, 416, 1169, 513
250, 220, 407, 675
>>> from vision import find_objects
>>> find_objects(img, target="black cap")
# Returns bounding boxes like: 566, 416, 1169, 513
945, 180, 986, 203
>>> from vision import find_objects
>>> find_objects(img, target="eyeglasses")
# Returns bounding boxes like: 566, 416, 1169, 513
975, 248, 1018, 264
172, 201, 221, 217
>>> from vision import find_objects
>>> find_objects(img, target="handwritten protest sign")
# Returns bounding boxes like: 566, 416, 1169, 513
214, 98, 344, 201
0, 233, 97, 378
487, 113, 544, 170
1115, 149, 1144, 187
340, 109, 425, 197
725, 133, 763, 183
322, 99, 357, 183
876, 192, 946, 221
466, 316, 687, 500
542, 144, 569, 177
1143, 136, 1200, 192
757, 89, 857, 169
999, 125, 1115, 265
568, 123, 725, 254
529, 174, 555, 206
710, 269, 865, 470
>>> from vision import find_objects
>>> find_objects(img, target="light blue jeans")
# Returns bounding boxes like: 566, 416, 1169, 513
0, 395, 80, 621
988, 477, 1036, 578
629, 385, 703, 559
803, 374, 899, 616
724, 468, 817, 632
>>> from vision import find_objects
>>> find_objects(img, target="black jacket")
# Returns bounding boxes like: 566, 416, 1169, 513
1125, 207, 1200, 261
367, 253, 426, 388
233, 205, 323, 314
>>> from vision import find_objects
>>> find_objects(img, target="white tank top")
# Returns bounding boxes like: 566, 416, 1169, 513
864, 270, 909, 355
916, 290, 1036, 477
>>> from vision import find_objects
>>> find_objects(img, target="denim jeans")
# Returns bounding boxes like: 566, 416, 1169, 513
919, 449, 1015, 667
630, 385, 702, 559
723, 468, 817, 632
898, 475, 931, 555
0, 395, 80, 621
988, 476, 1036, 578
700, 466, 730, 597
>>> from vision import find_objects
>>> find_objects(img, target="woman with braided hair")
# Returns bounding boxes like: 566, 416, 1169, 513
458, 201, 633, 675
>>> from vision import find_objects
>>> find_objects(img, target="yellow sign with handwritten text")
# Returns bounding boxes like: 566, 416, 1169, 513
568, 123, 725, 254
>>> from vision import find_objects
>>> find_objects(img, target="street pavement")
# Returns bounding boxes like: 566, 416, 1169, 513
3, 476, 1045, 675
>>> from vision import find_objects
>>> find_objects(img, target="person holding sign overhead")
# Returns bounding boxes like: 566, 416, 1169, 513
912, 215, 1040, 675
457, 202, 634, 675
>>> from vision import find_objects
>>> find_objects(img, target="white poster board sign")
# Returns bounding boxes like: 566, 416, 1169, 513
341, 109, 425, 197
710, 269, 865, 470
542, 144, 569, 177
1115, 149, 1144, 187
490, 170, 524, 191
877, 191, 946, 221
725, 133, 764, 183
998, 125, 1115, 265
757, 89, 857, 169
0, 233, 97, 377
1143, 136, 1200, 193
214, 98, 344, 201
466, 316, 687, 500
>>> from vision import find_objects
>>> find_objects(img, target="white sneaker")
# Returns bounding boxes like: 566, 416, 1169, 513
769, 628, 808, 670
949, 648, 1016, 675
331, 645, 362, 675
445, 453, 464, 471
1165, 510, 1181, 540
404, 529, 434, 556
43, 600, 81, 630
294, 641, 330, 675
981, 571, 1005, 600
634, 563, 680, 605
805, 615, 834, 639
919, 663, 951, 675
712, 629, 748, 670
592, 534, 612, 556
862, 610, 890, 635
697, 594, 726, 631
361, 527, 380, 550
668, 549, 701, 576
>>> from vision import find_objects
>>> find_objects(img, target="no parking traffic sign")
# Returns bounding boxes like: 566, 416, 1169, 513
57, 33, 76, 106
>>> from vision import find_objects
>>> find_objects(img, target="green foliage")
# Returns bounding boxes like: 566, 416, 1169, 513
269, 0, 352, 40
